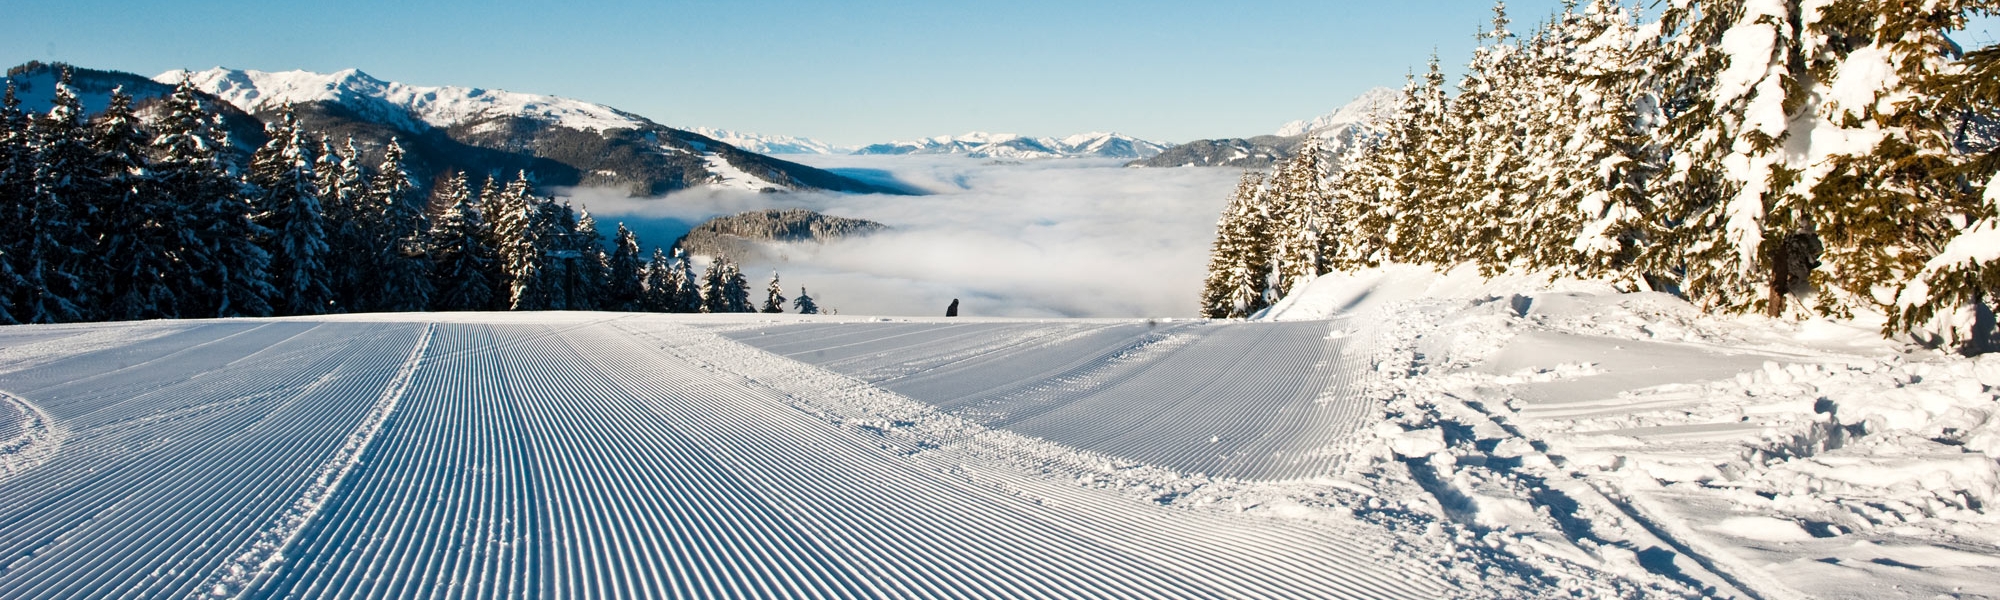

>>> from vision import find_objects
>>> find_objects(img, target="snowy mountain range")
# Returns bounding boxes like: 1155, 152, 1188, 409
854, 131, 1171, 160
1273, 87, 1402, 138
684, 127, 854, 155
1128, 87, 1400, 169
152, 67, 905, 196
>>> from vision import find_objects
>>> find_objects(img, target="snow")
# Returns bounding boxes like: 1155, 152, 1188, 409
5, 262, 1997, 597
857, 131, 1171, 159
157, 68, 649, 133
1269, 262, 2000, 598
685, 126, 851, 154
1275, 87, 1403, 138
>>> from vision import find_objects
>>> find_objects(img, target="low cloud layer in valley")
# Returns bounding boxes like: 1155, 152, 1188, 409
572, 156, 1241, 318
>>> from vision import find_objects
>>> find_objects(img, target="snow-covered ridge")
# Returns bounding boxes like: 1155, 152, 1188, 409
1275, 87, 1402, 138
155, 67, 649, 133
856, 131, 1172, 159
685, 127, 850, 155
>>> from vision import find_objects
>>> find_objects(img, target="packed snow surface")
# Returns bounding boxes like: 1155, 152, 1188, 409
6, 264, 1998, 598
0, 313, 1440, 599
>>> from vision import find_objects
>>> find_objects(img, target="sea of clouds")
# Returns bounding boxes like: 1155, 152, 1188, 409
568, 155, 1242, 318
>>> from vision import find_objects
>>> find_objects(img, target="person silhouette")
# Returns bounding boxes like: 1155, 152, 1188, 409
946, 298, 959, 317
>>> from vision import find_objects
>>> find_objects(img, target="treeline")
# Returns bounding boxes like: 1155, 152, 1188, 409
1202, 0, 2000, 348
0, 70, 820, 324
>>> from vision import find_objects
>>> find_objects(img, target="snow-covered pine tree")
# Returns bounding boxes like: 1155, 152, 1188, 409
1526, 0, 1665, 283
1199, 172, 1275, 318
1270, 135, 1335, 294
367, 139, 433, 312
640, 247, 674, 312
699, 254, 727, 313
18, 69, 94, 323
153, 77, 273, 318
1449, 1, 1534, 274
92, 87, 177, 321
1657, 0, 1828, 317
762, 271, 786, 313
1862, 1, 2000, 345
0, 82, 28, 324
1385, 57, 1458, 266
318, 138, 374, 312
489, 172, 543, 310
606, 223, 645, 311
670, 247, 702, 313
723, 258, 753, 313
793, 286, 819, 315
565, 204, 607, 311
508, 197, 558, 311
427, 171, 493, 311
249, 107, 334, 316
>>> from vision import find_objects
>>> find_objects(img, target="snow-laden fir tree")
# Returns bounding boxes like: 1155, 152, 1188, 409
1269, 135, 1335, 294
669, 247, 702, 313
249, 107, 334, 315
367, 139, 433, 312
318, 138, 373, 312
0, 82, 27, 324
640, 247, 675, 312
762, 271, 786, 313
793, 286, 819, 315
18, 69, 94, 323
605, 223, 645, 311
91, 87, 178, 321
153, 77, 273, 318
1199, 172, 1275, 318
700, 254, 729, 313
563, 204, 607, 311
427, 171, 493, 311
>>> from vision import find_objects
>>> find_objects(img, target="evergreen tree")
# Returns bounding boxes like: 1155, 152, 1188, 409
18, 69, 94, 323
606, 223, 645, 311
154, 78, 273, 318
427, 171, 493, 311
248, 107, 333, 315
640, 247, 675, 312
700, 254, 728, 313
669, 247, 702, 313
92, 87, 176, 321
722, 260, 753, 312
793, 286, 819, 315
564, 204, 607, 310
318, 137, 373, 312
762, 271, 786, 313
0, 82, 26, 324
1200, 172, 1275, 318
368, 139, 433, 312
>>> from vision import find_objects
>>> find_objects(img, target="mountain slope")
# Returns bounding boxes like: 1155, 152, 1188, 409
161, 67, 909, 196
5, 62, 268, 159
685, 127, 849, 155
856, 131, 1170, 160
1127, 88, 1400, 169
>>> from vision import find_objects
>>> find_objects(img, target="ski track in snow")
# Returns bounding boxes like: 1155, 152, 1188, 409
0, 315, 1443, 599
725, 319, 1369, 480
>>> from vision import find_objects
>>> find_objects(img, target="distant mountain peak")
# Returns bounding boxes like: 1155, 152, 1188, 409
856, 131, 1170, 160
1274, 87, 1402, 138
156, 67, 649, 135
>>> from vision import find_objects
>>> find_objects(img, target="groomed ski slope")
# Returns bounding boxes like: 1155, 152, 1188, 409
722, 319, 1369, 480
0, 314, 1440, 600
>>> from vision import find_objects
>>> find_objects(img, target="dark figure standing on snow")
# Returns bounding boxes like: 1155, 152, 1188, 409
946, 299, 959, 317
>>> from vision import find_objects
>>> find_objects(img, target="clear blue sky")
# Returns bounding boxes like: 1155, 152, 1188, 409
7, 1, 1995, 146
